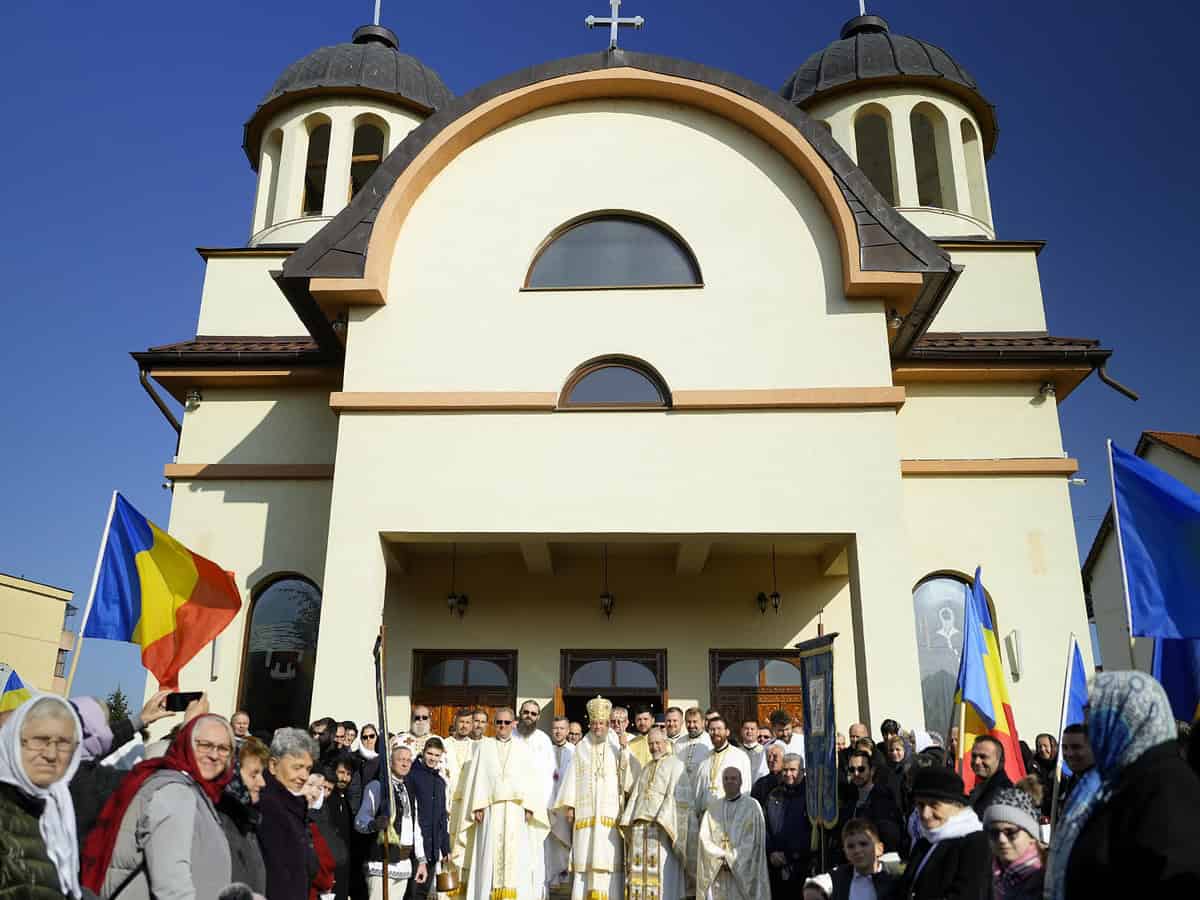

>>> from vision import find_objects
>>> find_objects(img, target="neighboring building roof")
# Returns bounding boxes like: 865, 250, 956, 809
282, 49, 953, 287
909, 332, 1111, 363
780, 14, 998, 158
0, 572, 73, 601
1142, 431, 1200, 462
1080, 430, 1200, 598
243, 24, 454, 166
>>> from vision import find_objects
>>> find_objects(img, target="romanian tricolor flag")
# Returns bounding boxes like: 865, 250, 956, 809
82, 494, 241, 689
0, 664, 34, 713
954, 567, 1026, 790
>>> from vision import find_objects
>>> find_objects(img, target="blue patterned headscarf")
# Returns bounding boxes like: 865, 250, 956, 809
1044, 671, 1177, 899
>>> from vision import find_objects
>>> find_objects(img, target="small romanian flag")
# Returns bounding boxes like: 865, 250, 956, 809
0, 663, 34, 713
83, 494, 242, 689
954, 566, 1027, 790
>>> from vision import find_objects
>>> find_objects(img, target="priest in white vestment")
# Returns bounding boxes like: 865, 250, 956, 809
674, 709, 712, 896
450, 708, 549, 900
514, 700, 557, 898
445, 707, 478, 798
618, 729, 692, 900
546, 716, 576, 891
693, 717, 752, 821
696, 768, 769, 900
554, 696, 636, 900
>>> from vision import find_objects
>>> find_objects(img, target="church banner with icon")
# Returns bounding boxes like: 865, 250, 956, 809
796, 634, 838, 829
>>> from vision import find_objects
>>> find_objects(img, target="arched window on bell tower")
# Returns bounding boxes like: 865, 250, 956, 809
301, 116, 332, 216
853, 106, 897, 205
350, 117, 388, 200
910, 104, 957, 211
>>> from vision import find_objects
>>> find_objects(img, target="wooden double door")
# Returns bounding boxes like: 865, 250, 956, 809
411, 649, 517, 738
709, 650, 805, 730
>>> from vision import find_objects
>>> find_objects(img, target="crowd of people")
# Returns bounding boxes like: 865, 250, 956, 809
1, 670, 1198, 899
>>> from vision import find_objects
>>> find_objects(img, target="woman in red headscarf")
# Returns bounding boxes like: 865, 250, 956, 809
81, 714, 236, 899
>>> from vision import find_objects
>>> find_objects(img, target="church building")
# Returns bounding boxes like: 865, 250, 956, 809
134, 13, 1111, 740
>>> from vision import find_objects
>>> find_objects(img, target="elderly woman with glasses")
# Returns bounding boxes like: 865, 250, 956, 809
0, 695, 86, 899
81, 714, 236, 899
258, 727, 323, 900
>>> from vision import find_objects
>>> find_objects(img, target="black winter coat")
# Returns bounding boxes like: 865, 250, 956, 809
258, 773, 319, 900
68, 715, 137, 849
405, 759, 450, 864
0, 783, 70, 900
217, 790, 268, 895
902, 830, 991, 900
841, 785, 905, 853
968, 769, 1012, 815
1064, 741, 1200, 898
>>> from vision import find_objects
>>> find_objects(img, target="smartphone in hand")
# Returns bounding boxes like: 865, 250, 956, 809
165, 691, 203, 712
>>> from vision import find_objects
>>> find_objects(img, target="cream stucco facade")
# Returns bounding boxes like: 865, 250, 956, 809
137, 24, 1103, 748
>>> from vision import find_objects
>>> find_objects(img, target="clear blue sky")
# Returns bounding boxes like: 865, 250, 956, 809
1, 0, 1196, 701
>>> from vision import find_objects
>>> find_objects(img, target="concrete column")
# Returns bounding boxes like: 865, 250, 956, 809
889, 101, 920, 208
275, 120, 308, 222
323, 110, 354, 218
846, 530, 925, 729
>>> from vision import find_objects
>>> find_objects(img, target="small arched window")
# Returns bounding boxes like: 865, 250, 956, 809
960, 119, 989, 221
350, 120, 387, 200
560, 356, 671, 408
912, 572, 1000, 737
302, 119, 332, 216
854, 108, 897, 205
910, 105, 958, 210
526, 214, 701, 289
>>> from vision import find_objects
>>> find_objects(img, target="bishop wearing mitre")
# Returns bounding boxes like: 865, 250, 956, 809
450, 707, 549, 900
697, 767, 769, 900
618, 728, 692, 900
553, 696, 637, 900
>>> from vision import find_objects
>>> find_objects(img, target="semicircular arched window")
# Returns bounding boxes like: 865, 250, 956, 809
560, 357, 671, 408
526, 214, 702, 289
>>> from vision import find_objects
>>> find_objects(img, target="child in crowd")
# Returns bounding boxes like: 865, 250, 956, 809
829, 818, 902, 900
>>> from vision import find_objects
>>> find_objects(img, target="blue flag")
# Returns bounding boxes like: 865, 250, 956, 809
1110, 442, 1200, 639
1153, 638, 1200, 723
1061, 640, 1089, 775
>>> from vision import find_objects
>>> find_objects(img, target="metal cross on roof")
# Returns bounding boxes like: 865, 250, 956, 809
585, 0, 644, 51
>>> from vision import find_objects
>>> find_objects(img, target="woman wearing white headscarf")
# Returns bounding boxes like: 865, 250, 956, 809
1045, 670, 1200, 898
0, 695, 85, 898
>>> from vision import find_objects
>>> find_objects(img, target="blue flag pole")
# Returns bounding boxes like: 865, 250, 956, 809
64, 490, 119, 697
1106, 439, 1139, 668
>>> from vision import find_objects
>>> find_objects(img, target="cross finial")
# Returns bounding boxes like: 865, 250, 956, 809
585, 0, 644, 51
373, 0, 382, 26
859, 1, 867, 14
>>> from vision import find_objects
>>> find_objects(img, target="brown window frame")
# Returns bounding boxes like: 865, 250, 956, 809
522, 211, 704, 292
709, 649, 806, 693
412, 649, 518, 693
558, 354, 672, 409
560, 649, 668, 696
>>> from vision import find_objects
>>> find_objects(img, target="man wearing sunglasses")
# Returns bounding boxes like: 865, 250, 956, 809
838, 749, 904, 855
452, 708, 548, 899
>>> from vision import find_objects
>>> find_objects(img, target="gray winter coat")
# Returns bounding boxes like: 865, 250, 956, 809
99, 770, 231, 900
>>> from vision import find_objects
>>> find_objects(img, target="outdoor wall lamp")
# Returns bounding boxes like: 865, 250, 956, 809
600, 544, 615, 619
185, 389, 202, 411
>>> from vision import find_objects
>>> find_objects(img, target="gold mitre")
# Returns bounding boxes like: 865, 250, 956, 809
586, 695, 612, 722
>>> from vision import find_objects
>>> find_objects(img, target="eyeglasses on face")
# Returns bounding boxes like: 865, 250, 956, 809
847, 765, 868, 774
987, 827, 1022, 842
412, 715, 430, 721
21, 736, 78, 756
361, 733, 377, 740
494, 719, 514, 725
195, 739, 233, 758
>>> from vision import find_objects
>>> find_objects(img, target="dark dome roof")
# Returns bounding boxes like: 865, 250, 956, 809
244, 25, 453, 166
781, 15, 997, 157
